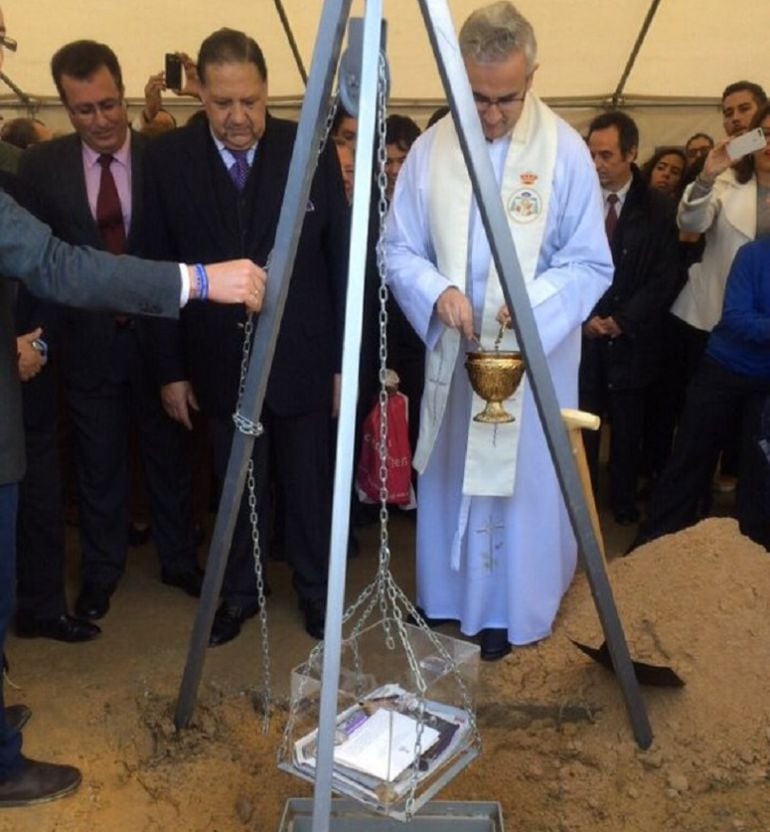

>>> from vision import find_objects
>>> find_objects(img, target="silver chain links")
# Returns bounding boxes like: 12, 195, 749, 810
246, 458, 273, 731
232, 250, 271, 440
232, 313, 264, 439
318, 90, 340, 157
374, 53, 394, 649
233, 252, 271, 731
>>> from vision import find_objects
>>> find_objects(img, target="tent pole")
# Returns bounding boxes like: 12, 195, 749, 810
273, 0, 309, 87
611, 0, 663, 108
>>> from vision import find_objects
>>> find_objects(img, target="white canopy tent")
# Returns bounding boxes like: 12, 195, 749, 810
3, 0, 769, 157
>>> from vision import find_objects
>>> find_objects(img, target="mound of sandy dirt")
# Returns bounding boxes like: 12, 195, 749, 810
478, 517, 770, 832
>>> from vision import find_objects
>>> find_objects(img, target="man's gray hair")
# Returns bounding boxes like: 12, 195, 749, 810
459, 2, 537, 71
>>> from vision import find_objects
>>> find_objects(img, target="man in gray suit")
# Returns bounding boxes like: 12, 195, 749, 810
0, 11, 266, 804
0, 183, 266, 807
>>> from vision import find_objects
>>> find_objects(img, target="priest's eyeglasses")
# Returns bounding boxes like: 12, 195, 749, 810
0, 34, 18, 52
472, 89, 527, 113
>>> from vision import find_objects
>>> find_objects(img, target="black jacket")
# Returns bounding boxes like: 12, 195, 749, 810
18, 131, 151, 391
580, 166, 680, 391
141, 116, 349, 418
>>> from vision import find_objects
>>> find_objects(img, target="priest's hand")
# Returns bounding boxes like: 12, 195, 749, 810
161, 380, 199, 431
436, 287, 474, 341
189, 260, 267, 311
496, 305, 513, 329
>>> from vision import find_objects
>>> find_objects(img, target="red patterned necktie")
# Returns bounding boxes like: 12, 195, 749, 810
605, 192, 619, 241
96, 154, 126, 254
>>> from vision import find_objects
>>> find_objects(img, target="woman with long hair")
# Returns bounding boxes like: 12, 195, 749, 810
641, 146, 687, 201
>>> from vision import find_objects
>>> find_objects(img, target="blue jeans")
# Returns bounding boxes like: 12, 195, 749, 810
0, 483, 23, 780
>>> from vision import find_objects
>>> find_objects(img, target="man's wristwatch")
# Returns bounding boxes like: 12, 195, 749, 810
31, 337, 48, 360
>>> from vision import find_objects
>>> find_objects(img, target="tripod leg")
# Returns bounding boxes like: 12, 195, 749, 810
174, 0, 353, 732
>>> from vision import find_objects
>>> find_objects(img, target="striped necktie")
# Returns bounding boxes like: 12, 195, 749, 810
605, 192, 619, 241
228, 149, 251, 192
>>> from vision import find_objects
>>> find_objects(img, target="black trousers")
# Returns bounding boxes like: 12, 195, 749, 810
580, 385, 646, 518
0, 485, 23, 780
67, 329, 196, 589
16, 366, 67, 620
640, 314, 706, 480
208, 405, 332, 608
638, 356, 770, 545
646, 315, 742, 482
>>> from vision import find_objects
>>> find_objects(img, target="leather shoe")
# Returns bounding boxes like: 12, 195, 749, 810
75, 584, 113, 620
479, 628, 512, 662
161, 567, 204, 598
613, 508, 640, 527
0, 756, 81, 807
15, 613, 101, 643
408, 606, 454, 629
299, 597, 325, 640
208, 602, 258, 647
5, 705, 31, 733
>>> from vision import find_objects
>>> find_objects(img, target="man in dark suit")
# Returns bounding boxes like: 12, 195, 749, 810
142, 28, 349, 646
581, 111, 680, 525
19, 40, 202, 629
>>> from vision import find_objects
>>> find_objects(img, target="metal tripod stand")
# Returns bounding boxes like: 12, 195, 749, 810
174, 2, 652, 830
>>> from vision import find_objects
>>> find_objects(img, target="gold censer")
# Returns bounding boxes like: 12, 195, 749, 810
465, 323, 525, 423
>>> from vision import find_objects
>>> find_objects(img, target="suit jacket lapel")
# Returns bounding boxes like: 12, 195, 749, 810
182, 123, 240, 253
64, 136, 103, 248
242, 117, 289, 260
611, 173, 642, 258
127, 130, 145, 249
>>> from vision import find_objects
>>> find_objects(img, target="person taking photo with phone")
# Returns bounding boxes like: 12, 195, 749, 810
631, 103, 770, 549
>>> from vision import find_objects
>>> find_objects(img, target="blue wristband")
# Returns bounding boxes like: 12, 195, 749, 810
194, 263, 209, 301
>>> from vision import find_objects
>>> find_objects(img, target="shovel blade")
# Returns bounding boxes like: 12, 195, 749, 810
571, 639, 685, 688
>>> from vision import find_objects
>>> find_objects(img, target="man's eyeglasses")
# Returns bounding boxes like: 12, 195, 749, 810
0, 35, 18, 52
68, 99, 123, 119
472, 89, 527, 113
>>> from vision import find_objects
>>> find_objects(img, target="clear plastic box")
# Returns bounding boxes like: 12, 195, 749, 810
278, 619, 481, 822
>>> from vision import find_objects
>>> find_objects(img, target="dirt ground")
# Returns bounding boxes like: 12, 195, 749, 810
3, 510, 769, 832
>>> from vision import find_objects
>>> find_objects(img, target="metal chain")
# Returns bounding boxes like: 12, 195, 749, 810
232, 312, 264, 439
232, 249, 271, 439
279, 55, 480, 819
373, 52, 394, 649
232, 256, 271, 731
318, 90, 340, 156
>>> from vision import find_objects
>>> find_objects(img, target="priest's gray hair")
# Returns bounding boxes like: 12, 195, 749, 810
459, 2, 537, 72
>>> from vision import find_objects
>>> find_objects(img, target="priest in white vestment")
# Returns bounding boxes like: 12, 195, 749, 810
383, 2, 613, 659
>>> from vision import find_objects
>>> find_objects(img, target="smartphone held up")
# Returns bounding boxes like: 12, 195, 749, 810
726, 127, 767, 161
165, 53, 182, 91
